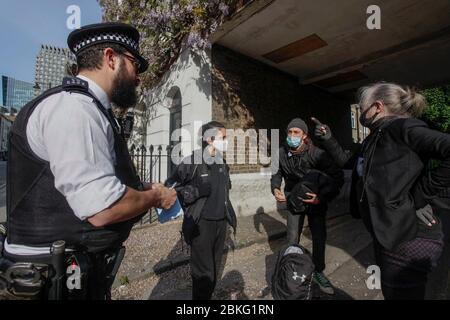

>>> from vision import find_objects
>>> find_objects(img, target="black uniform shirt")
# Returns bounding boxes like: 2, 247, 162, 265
201, 160, 227, 220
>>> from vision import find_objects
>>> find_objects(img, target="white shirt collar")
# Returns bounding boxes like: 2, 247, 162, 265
76, 75, 111, 109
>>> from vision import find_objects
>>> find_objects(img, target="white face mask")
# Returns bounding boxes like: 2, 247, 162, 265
213, 139, 228, 153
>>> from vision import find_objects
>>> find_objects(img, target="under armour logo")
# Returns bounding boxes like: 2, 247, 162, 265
292, 272, 307, 282
106, 256, 114, 265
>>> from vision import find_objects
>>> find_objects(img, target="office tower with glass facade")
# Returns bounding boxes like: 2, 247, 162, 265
34, 45, 76, 96
1, 76, 34, 112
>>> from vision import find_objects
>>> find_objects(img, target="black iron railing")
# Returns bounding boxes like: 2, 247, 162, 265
129, 144, 173, 225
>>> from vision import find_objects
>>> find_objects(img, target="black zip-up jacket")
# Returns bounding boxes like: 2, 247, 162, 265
166, 149, 237, 245
271, 143, 344, 202
319, 117, 450, 250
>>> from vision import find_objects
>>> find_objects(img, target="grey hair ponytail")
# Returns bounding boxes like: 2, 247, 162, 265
357, 82, 427, 118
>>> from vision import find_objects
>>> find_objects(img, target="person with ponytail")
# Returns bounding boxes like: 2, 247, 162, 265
312, 82, 450, 299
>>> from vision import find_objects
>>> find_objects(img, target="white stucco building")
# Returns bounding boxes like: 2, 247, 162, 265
141, 0, 450, 217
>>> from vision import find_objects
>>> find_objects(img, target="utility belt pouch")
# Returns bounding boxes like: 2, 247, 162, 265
0, 262, 49, 300
0, 224, 50, 300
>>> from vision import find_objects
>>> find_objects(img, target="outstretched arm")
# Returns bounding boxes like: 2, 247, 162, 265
311, 117, 358, 168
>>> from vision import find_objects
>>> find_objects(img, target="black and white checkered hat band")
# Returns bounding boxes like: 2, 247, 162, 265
73, 32, 139, 53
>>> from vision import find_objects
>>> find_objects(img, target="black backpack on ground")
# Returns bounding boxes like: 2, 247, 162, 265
271, 244, 315, 300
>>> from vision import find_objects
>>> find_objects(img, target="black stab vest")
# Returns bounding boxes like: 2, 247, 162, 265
6, 78, 144, 253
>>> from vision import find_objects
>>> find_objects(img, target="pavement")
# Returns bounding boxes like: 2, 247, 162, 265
111, 209, 386, 300
111, 204, 450, 300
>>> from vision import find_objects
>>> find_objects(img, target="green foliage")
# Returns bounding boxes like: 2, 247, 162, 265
119, 275, 130, 285
98, 0, 240, 90
421, 86, 450, 133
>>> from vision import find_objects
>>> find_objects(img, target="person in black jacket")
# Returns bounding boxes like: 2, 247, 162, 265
166, 121, 237, 300
312, 82, 450, 300
271, 118, 344, 295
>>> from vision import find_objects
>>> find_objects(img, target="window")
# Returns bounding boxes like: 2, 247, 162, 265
351, 112, 356, 129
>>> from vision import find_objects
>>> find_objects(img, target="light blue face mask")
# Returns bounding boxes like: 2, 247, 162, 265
286, 136, 302, 148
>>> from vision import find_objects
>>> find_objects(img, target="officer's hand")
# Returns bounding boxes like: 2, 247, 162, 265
150, 183, 165, 190
143, 182, 163, 191
311, 117, 332, 140
273, 189, 287, 202
158, 187, 177, 210
142, 182, 152, 191
416, 204, 436, 227
301, 192, 320, 205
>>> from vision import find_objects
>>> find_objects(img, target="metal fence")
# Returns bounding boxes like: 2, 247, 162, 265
130, 144, 174, 183
130, 144, 173, 225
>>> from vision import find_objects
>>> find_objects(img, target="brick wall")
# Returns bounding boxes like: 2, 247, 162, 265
211, 45, 353, 174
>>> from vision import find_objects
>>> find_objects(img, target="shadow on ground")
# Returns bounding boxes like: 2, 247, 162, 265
253, 205, 367, 300
148, 228, 234, 300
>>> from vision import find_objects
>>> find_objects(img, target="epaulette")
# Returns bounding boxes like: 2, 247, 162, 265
61, 77, 89, 92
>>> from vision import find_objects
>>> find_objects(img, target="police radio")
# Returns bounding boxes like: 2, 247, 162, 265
121, 110, 134, 140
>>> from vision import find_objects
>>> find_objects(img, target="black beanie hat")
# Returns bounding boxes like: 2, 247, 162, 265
287, 118, 308, 134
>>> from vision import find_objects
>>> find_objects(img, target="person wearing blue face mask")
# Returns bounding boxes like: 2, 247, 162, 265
271, 118, 344, 295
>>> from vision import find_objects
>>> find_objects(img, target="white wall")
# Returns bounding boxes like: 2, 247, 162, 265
229, 170, 351, 218
145, 48, 213, 182
229, 172, 280, 217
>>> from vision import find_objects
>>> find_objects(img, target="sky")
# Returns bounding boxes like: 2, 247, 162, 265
0, 0, 103, 103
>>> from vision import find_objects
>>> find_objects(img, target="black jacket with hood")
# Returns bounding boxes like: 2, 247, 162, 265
271, 142, 344, 203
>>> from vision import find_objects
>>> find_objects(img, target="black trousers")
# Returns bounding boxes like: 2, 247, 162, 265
286, 203, 327, 272
190, 218, 227, 300
373, 237, 444, 300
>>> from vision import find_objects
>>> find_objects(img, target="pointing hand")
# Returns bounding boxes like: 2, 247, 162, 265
311, 117, 332, 140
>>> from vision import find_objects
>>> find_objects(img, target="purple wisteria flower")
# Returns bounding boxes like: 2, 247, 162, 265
218, 3, 229, 16
99, 0, 239, 87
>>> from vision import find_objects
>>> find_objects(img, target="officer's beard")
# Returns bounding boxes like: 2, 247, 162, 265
111, 62, 137, 109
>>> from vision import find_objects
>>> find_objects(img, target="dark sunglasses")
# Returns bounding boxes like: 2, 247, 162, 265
97, 48, 141, 72
119, 52, 141, 72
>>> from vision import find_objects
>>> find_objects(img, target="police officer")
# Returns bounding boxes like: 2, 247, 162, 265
1, 22, 176, 299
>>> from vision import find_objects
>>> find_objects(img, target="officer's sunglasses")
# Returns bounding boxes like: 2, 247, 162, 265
97, 48, 141, 72
118, 52, 141, 72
